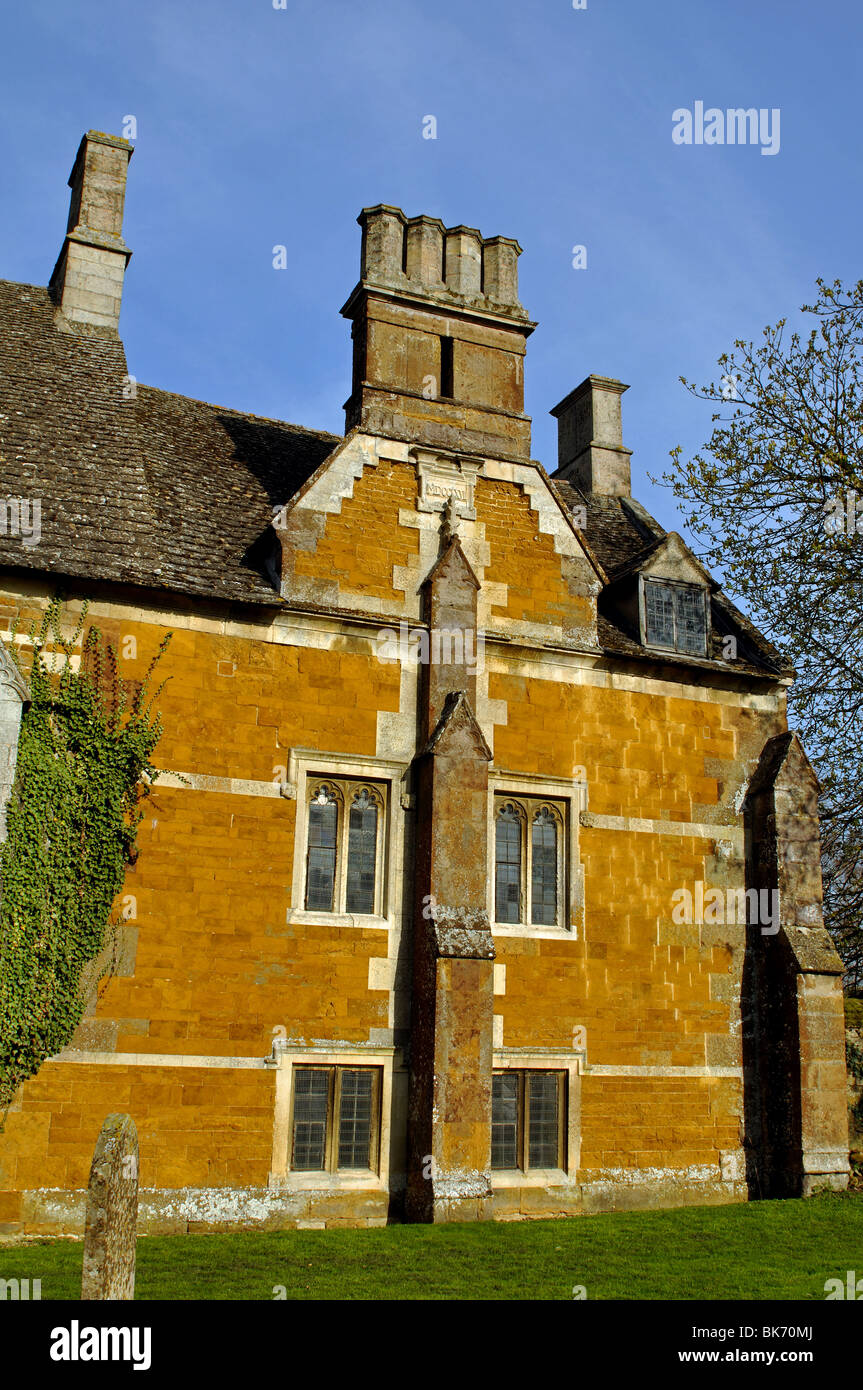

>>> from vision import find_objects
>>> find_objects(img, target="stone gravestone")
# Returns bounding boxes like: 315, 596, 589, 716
81, 1113, 139, 1300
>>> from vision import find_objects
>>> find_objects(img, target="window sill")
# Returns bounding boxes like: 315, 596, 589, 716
491, 923, 575, 940
641, 640, 708, 659
268, 1169, 383, 1192
286, 909, 390, 930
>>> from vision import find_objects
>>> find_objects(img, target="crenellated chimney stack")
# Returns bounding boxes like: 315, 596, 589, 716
550, 375, 632, 496
49, 130, 134, 334
341, 204, 535, 461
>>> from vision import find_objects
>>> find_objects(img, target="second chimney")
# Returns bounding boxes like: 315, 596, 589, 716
49, 130, 134, 334
551, 375, 632, 496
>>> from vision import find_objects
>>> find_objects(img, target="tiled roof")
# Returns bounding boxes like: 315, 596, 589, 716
0, 276, 787, 676
554, 478, 664, 572
554, 476, 790, 677
0, 280, 338, 604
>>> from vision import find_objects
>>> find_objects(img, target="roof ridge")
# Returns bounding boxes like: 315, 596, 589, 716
0, 278, 50, 295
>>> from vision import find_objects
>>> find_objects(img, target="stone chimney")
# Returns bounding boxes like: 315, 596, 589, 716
341, 204, 535, 461
49, 130, 134, 334
550, 375, 632, 496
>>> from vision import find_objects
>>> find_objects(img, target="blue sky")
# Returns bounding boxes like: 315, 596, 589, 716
2, 0, 861, 541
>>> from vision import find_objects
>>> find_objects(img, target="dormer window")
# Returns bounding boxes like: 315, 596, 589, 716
641, 578, 708, 656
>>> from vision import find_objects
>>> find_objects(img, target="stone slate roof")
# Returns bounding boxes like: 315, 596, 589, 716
0, 276, 785, 676
554, 479, 665, 571
0, 280, 338, 604
554, 477, 789, 677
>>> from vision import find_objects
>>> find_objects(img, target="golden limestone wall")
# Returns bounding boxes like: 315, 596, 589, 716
475, 478, 575, 627
292, 461, 419, 606
1, 1064, 274, 1204
489, 669, 784, 1215
0, 455, 787, 1231
0, 588, 399, 1233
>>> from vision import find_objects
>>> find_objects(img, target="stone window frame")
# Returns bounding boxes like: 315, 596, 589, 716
285, 749, 411, 930
493, 793, 566, 929
288, 1063, 383, 1175
487, 770, 587, 939
638, 575, 709, 658
491, 1067, 566, 1172
490, 1053, 583, 1183
269, 1045, 397, 1193
303, 777, 387, 917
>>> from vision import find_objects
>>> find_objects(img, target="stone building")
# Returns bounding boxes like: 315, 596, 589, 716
0, 130, 850, 1235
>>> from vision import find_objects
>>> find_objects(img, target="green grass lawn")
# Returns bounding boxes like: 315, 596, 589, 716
2, 1192, 862, 1300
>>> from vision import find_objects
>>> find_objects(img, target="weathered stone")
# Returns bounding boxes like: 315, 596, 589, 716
49, 131, 133, 334
742, 734, 850, 1197
81, 1114, 138, 1300
407, 520, 495, 1222
551, 375, 632, 496
342, 206, 534, 461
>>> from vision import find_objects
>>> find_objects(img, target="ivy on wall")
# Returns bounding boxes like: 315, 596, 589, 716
0, 600, 170, 1115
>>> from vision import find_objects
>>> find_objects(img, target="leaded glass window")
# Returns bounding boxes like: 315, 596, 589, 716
531, 808, 558, 925
291, 1068, 330, 1169
494, 795, 565, 929
643, 579, 708, 656
674, 585, 708, 655
527, 1071, 561, 1167
303, 778, 386, 916
491, 1070, 565, 1171
337, 1069, 374, 1168
305, 786, 338, 911
491, 1072, 519, 1168
346, 790, 378, 914
290, 1066, 381, 1174
644, 580, 675, 648
495, 803, 522, 924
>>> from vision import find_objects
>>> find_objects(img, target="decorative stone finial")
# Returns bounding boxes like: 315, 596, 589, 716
440, 494, 460, 547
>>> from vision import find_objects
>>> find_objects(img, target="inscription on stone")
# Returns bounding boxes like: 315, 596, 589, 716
426, 480, 468, 502
415, 452, 479, 519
